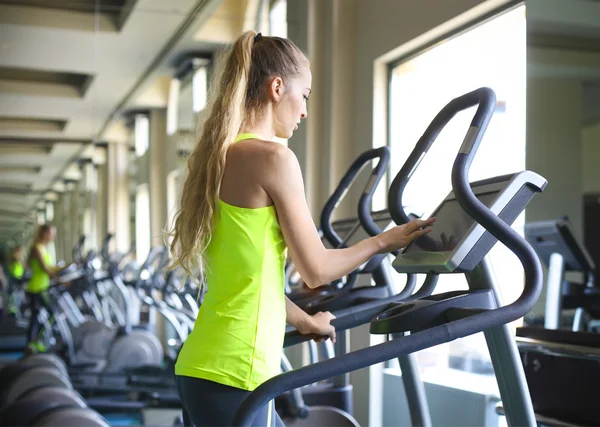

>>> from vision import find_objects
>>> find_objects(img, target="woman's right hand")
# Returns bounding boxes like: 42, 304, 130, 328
377, 218, 436, 253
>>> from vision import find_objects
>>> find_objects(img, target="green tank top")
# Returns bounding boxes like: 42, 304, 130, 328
28, 243, 52, 294
8, 261, 24, 279
175, 133, 288, 391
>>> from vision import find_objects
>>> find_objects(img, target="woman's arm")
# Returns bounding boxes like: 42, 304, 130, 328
262, 145, 434, 289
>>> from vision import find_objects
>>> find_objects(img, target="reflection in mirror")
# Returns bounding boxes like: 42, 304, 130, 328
526, 0, 600, 318
524, 7, 600, 427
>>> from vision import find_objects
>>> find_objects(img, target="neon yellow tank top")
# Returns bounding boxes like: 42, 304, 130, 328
28, 243, 52, 294
175, 133, 288, 391
8, 261, 24, 279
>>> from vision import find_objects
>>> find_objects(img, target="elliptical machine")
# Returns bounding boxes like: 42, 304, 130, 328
232, 87, 548, 427
38, 242, 165, 386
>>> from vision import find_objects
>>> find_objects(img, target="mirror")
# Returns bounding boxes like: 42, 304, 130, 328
526, 0, 600, 314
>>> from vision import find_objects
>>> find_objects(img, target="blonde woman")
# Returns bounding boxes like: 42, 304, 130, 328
169, 31, 434, 426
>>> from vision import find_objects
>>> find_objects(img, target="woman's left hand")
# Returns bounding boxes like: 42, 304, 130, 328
301, 311, 336, 343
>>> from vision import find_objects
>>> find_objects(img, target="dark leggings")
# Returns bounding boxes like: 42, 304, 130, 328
175, 375, 285, 427
26, 292, 48, 343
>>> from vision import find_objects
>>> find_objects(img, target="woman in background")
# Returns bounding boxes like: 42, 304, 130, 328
26, 225, 60, 352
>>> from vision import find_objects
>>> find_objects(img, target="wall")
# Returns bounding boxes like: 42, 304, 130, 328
525, 77, 584, 316
583, 122, 600, 194
286, 0, 309, 190
287, 0, 348, 218
149, 109, 168, 247
525, 78, 583, 234
136, 109, 170, 249
54, 193, 66, 261
96, 162, 108, 249
131, 109, 170, 349
106, 141, 131, 254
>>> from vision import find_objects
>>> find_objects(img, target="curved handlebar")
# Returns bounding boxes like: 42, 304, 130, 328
388, 88, 496, 227
320, 147, 390, 248
101, 233, 113, 262
355, 147, 391, 237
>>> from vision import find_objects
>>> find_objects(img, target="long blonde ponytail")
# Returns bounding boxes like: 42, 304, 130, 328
168, 31, 307, 286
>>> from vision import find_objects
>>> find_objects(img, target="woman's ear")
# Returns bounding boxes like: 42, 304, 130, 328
268, 76, 284, 102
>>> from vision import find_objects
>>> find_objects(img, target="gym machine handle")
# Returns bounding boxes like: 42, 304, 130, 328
231, 87, 544, 427
385, 89, 495, 299
101, 233, 113, 261
355, 146, 427, 297
449, 86, 544, 336
369, 290, 497, 335
140, 245, 168, 272
135, 245, 169, 289
320, 146, 390, 249
388, 88, 496, 228
73, 235, 86, 264
356, 147, 391, 237
152, 245, 170, 289
556, 220, 596, 287
283, 292, 413, 348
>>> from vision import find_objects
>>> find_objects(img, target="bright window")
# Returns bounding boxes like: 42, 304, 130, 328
167, 78, 181, 136
135, 184, 151, 264
386, 5, 526, 377
269, 0, 288, 148
134, 114, 150, 157
84, 162, 97, 192
83, 208, 96, 252
166, 169, 182, 246
269, 0, 287, 38
192, 66, 208, 113
45, 201, 55, 222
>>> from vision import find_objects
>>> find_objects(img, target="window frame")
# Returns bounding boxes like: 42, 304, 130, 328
385, 0, 524, 188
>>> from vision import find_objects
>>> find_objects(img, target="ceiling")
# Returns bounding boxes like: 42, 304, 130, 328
1, 0, 128, 12
0, 0, 253, 243
527, 0, 600, 124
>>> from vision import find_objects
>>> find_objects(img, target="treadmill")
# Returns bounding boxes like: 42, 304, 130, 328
233, 88, 547, 427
